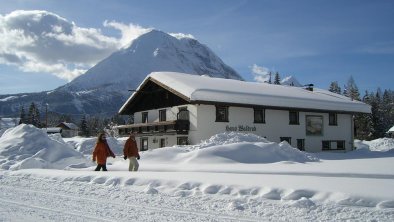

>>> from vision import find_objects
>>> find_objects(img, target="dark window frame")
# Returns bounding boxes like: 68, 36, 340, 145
336, 140, 345, 149
289, 111, 299, 125
141, 112, 148, 123
177, 137, 189, 145
280, 137, 292, 145
254, 108, 266, 124
159, 109, 166, 122
322, 140, 345, 151
215, 106, 229, 122
329, 113, 338, 126
322, 141, 330, 150
297, 139, 305, 151
177, 107, 189, 120
140, 137, 148, 151
159, 138, 166, 148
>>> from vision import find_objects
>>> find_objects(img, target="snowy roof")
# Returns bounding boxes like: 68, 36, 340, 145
57, 122, 79, 130
46, 127, 62, 133
120, 72, 371, 114
387, 126, 394, 133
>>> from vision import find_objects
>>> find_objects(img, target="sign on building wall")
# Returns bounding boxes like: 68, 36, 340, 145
306, 115, 323, 136
226, 125, 256, 132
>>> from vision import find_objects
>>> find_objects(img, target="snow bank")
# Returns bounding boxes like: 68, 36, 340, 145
143, 132, 318, 163
0, 124, 92, 170
360, 138, 394, 152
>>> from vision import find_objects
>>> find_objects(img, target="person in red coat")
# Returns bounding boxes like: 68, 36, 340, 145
123, 133, 140, 171
92, 133, 115, 171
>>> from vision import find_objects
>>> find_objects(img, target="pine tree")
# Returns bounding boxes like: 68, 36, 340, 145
344, 76, 360, 100
19, 106, 27, 124
382, 90, 393, 133
367, 90, 386, 139
274, 72, 281, 85
27, 102, 41, 127
80, 116, 89, 137
328, 81, 342, 94
268, 72, 272, 84
354, 91, 373, 139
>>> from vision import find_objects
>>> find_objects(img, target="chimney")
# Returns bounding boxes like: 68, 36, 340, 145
304, 84, 314, 91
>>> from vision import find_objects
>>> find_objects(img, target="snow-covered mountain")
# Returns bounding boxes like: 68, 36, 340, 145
281, 75, 302, 87
0, 30, 243, 117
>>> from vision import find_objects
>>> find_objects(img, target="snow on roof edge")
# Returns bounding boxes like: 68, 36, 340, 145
120, 72, 371, 114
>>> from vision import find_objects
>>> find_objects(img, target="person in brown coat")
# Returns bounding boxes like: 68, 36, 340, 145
92, 133, 115, 171
123, 133, 140, 171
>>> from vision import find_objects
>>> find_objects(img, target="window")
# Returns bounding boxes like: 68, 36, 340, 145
254, 108, 265, 123
177, 137, 188, 145
289, 111, 299, 125
322, 140, 345, 151
336, 140, 345, 149
280, 137, 291, 145
297, 139, 305, 151
159, 109, 166, 122
140, 138, 148, 151
329, 113, 337, 126
322, 141, 330, 150
141, 112, 148, 123
178, 107, 189, 120
216, 106, 229, 122
160, 138, 166, 148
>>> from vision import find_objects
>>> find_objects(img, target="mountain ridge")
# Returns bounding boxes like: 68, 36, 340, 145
0, 30, 243, 118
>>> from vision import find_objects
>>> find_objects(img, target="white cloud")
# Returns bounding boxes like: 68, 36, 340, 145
0, 10, 151, 81
170, 32, 195, 40
103, 20, 151, 48
250, 64, 271, 83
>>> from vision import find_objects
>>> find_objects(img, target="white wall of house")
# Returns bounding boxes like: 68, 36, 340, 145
189, 105, 353, 152
131, 104, 353, 152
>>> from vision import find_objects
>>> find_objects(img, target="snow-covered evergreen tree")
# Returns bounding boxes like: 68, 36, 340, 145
344, 76, 360, 100
329, 81, 342, 94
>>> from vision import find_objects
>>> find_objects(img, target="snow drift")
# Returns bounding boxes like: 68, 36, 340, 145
0, 124, 91, 170
142, 132, 318, 163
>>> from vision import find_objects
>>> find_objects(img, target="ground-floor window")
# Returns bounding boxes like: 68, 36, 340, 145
160, 138, 166, 148
177, 137, 189, 145
140, 137, 148, 151
280, 137, 291, 145
297, 139, 305, 151
322, 140, 345, 151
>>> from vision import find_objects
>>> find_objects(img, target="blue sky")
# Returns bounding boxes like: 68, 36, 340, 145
0, 0, 393, 95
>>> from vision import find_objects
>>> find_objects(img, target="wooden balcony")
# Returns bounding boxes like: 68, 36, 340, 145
116, 119, 189, 136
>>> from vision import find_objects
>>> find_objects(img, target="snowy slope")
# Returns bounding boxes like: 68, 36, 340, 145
281, 75, 302, 87
62, 29, 242, 92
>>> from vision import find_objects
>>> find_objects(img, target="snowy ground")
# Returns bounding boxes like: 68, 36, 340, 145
0, 125, 393, 221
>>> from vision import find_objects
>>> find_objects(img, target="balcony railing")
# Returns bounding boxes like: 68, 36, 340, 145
116, 110, 190, 136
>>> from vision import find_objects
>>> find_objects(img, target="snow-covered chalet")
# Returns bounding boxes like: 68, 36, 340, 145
117, 72, 371, 152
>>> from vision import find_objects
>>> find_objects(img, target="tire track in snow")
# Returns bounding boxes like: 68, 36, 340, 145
0, 182, 261, 222
0, 198, 114, 222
